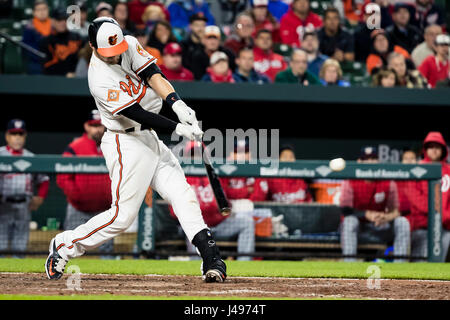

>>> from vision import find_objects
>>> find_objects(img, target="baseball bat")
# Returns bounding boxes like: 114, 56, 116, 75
197, 141, 232, 216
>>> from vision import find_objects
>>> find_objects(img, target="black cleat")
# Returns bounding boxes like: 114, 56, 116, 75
202, 258, 227, 283
45, 238, 67, 280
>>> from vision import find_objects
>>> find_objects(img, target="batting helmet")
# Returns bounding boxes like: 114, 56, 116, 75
88, 17, 128, 57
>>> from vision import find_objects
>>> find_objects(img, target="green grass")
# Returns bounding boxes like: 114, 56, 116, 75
0, 258, 449, 280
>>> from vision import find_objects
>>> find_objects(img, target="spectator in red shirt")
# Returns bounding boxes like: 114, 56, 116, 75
56, 110, 113, 258
246, 0, 281, 44
159, 42, 194, 81
171, 141, 255, 260
127, 0, 170, 27
279, 0, 323, 48
253, 29, 288, 81
223, 13, 255, 56
201, 51, 235, 83
267, 145, 312, 203
407, 132, 450, 261
418, 34, 450, 88
339, 146, 410, 262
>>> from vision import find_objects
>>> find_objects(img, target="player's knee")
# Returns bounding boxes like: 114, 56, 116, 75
113, 211, 137, 231
394, 216, 410, 232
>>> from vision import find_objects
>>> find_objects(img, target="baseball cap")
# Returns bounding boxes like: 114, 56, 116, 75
86, 109, 102, 125
7, 119, 26, 133
164, 42, 182, 55
210, 51, 228, 65
189, 13, 208, 24
279, 144, 295, 154
393, 3, 411, 13
96, 2, 113, 15
359, 146, 378, 160
51, 7, 69, 21
89, 17, 128, 57
205, 25, 221, 39
435, 34, 450, 45
252, 0, 269, 7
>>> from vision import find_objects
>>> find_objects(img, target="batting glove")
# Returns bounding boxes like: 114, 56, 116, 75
175, 123, 203, 141
172, 100, 197, 125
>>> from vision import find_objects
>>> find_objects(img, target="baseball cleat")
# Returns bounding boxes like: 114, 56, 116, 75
45, 238, 67, 280
201, 259, 227, 283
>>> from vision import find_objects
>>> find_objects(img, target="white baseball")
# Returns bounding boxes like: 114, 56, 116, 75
329, 158, 346, 171
29, 221, 38, 230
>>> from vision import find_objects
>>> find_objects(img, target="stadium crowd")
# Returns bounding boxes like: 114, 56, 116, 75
8, 0, 449, 88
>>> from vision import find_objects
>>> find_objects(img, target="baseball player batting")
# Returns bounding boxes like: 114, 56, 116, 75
45, 17, 227, 283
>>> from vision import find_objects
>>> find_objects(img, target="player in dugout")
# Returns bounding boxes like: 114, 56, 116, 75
339, 146, 410, 262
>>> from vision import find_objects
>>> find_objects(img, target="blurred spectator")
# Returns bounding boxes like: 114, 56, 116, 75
353, 3, 374, 62
0, 119, 49, 257
338, 0, 365, 25
366, 29, 410, 75
190, 25, 236, 80
134, 28, 163, 66
267, 0, 289, 22
147, 20, 178, 59
371, 67, 399, 87
386, 3, 423, 54
275, 49, 320, 85
74, 42, 92, 78
168, 0, 215, 29
217, 0, 248, 27
128, 0, 170, 26
246, 0, 281, 44
232, 47, 271, 83
22, 0, 52, 75
113, 0, 137, 35
267, 145, 313, 203
339, 146, 410, 262
317, 7, 354, 63
201, 51, 235, 83
253, 29, 287, 81
56, 110, 114, 259
175, 141, 255, 261
411, 24, 443, 68
96, 2, 113, 18
224, 13, 255, 56
160, 42, 194, 81
387, 52, 428, 88
279, 0, 323, 48
319, 58, 351, 87
301, 31, 328, 77
141, 3, 167, 32
67, 1, 89, 41
410, 0, 446, 33
180, 13, 207, 72
396, 148, 418, 217
407, 132, 450, 261
40, 8, 82, 77
418, 34, 450, 88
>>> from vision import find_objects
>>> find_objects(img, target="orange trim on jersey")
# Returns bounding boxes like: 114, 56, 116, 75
135, 57, 156, 74
56, 134, 123, 252
111, 85, 147, 115
98, 39, 129, 58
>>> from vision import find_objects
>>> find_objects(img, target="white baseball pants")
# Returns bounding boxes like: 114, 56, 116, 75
54, 129, 207, 260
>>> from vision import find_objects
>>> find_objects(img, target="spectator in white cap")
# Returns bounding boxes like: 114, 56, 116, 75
96, 2, 113, 18
418, 34, 450, 88
190, 25, 236, 79
201, 51, 235, 83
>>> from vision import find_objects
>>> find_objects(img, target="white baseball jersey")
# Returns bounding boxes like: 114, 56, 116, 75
88, 35, 163, 131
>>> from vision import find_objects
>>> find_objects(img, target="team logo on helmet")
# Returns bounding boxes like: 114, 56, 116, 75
108, 34, 118, 46
136, 43, 149, 57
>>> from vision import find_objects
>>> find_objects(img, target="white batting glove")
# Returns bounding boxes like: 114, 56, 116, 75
175, 123, 203, 141
172, 100, 197, 125
191, 121, 204, 141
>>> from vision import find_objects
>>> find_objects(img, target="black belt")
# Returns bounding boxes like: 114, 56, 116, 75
109, 126, 152, 133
